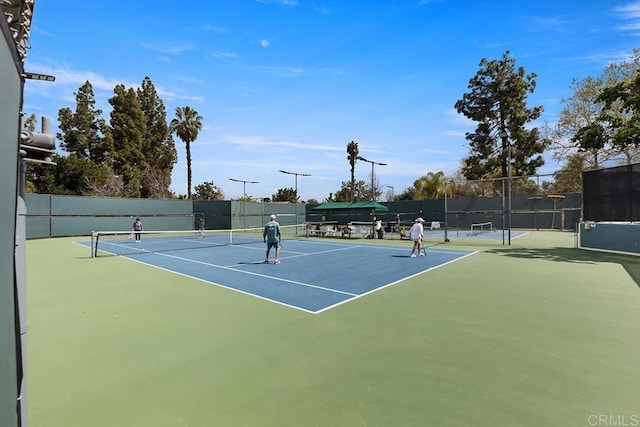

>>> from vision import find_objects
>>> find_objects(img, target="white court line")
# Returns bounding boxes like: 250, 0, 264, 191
96, 254, 320, 314
90, 239, 478, 314
146, 250, 359, 297
314, 250, 479, 314
277, 245, 362, 261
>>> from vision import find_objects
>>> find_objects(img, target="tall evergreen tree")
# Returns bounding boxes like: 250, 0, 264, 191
137, 77, 177, 198
454, 51, 549, 181
57, 81, 113, 164
170, 106, 203, 199
109, 84, 146, 198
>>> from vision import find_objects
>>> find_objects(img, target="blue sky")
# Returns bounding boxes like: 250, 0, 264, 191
23, 0, 640, 201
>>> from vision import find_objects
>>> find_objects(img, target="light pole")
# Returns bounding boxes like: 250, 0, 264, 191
279, 170, 311, 202
229, 177, 259, 198
229, 178, 259, 228
279, 169, 311, 224
357, 156, 387, 201
498, 130, 511, 245
444, 181, 453, 243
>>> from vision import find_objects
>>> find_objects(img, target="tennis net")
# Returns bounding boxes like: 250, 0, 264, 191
467, 221, 493, 236
91, 224, 308, 257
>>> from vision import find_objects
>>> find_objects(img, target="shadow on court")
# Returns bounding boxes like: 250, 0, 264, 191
486, 246, 640, 289
485, 247, 598, 263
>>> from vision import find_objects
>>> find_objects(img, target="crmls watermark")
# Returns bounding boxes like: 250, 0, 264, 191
587, 414, 640, 426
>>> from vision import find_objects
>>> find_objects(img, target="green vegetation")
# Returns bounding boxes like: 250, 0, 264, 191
25, 50, 640, 202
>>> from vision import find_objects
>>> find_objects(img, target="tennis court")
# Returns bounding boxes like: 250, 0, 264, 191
80, 230, 476, 313
27, 231, 640, 426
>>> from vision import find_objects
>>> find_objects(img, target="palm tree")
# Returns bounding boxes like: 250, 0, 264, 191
414, 171, 447, 199
170, 106, 203, 199
346, 140, 359, 202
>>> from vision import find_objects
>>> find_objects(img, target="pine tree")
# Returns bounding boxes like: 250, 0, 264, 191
454, 51, 549, 181
57, 81, 113, 164
137, 77, 177, 198
109, 84, 146, 198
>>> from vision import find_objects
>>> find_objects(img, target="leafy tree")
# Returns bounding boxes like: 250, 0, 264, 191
451, 180, 497, 198
346, 140, 359, 202
547, 153, 585, 193
54, 78, 178, 199
570, 122, 609, 153
307, 198, 319, 205
170, 106, 203, 199
23, 113, 37, 131
510, 177, 541, 196
84, 168, 125, 197
193, 181, 224, 200
447, 169, 502, 198
57, 81, 113, 164
272, 187, 298, 203
454, 50, 549, 181
414, 171, 448, 199
334, 180, 368, 202
137, 77, 177, 198
363, 169, 384, 202
551, 77, 612, 169
395, 187, 416, 201
557, 50, 640, 172
109, 84, 146, 198
26, 154, 111, 195
596, 71, 640, 150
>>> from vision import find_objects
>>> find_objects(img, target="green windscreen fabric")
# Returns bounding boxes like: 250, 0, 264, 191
0, 15, 21, 427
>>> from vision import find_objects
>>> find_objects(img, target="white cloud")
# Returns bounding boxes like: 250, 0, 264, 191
140, 42, 194, 55
224, 134, 343, 152
260, 39, 271, 47
255, 0, 298, 5
615, 2, 640, 16
614, 2, 640, 33
445, 108, 475, 127
314, 5, 331, 15
202, 24, 227, 34
26, 64, 136, 91
210, 51, 238, 61
24, 63, 204, 105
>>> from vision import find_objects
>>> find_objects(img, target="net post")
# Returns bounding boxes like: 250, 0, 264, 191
91, 231, 97, 258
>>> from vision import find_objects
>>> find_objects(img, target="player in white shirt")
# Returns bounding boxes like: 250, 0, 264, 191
409, 217, 425, 257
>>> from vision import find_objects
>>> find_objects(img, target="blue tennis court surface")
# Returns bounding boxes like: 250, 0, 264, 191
81, 238, 476, 314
